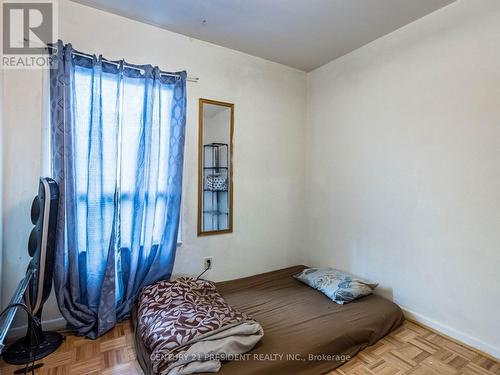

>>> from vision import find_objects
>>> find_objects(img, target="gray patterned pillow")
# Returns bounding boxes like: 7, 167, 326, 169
294, 268, 378, 304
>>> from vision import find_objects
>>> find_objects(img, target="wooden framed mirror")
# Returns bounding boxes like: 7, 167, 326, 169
198, 98, 234, 236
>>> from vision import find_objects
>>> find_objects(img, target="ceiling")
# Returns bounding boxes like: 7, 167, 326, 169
71, 0, 456, 72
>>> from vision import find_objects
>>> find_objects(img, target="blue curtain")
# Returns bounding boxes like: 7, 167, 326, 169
50, 41, 187, 338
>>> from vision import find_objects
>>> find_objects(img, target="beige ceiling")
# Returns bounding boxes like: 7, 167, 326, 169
71, 0, 456, 71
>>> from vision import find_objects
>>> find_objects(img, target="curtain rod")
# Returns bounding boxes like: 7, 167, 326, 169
71, 49, 200, 82
41, 42, 199, 82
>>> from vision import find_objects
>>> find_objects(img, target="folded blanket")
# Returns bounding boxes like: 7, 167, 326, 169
137, 277, 264, 374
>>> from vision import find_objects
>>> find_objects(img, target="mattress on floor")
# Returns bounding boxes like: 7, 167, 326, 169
133, 265, 404, 375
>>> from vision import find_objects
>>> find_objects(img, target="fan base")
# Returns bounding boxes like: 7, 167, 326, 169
2, 331, 64, 365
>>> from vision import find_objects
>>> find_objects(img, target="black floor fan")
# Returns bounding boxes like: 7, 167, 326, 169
2, 178, 64, 368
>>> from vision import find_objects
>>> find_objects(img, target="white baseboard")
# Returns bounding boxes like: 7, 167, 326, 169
6, 306, 499, 361
7, 317, 67, 340
400, 306, 500, 360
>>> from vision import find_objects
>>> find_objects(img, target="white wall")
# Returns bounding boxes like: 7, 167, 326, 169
1, 0, 306, 331
204, 107, 231, 147
305, 0, 500, 358
1, 68, 50, 329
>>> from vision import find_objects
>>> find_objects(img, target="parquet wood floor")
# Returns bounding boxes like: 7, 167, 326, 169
329, 321, 500, 375
1, 320, 498, 374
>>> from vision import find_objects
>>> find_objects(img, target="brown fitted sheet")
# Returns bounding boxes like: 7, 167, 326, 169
133, 265, 404, 375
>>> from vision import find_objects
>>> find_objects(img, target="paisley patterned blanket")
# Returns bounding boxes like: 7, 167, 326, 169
137, 277, 264, 374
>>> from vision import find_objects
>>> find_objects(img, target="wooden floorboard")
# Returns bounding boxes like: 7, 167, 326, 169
1, 320, 498, 374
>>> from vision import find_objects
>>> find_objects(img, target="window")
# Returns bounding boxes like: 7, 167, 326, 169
44, 65, 182, 256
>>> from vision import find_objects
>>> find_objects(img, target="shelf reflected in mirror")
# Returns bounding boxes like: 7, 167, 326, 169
198, 99, 234, 236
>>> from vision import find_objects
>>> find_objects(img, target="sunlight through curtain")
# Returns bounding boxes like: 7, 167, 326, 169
50, 40, 186, 338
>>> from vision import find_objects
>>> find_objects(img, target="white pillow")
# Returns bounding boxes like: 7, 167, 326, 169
294, 268, 378, 304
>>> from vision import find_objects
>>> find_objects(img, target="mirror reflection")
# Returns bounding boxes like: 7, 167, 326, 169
198, 99, 234, 235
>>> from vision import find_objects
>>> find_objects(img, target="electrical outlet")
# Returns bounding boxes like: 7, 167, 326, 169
204, 257, 213, 270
